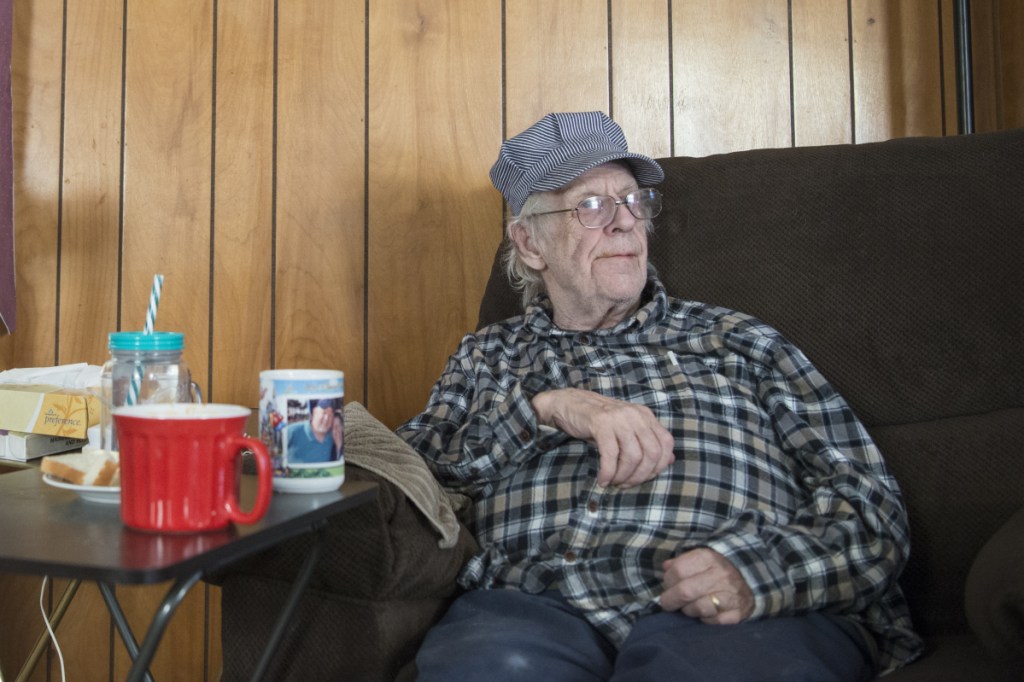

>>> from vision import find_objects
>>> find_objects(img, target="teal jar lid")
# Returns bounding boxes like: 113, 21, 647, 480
108, 331, 184, 351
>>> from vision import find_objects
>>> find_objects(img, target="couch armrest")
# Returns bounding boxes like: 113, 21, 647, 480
211, 464, 478, 600
214, 466, 479, 681
965, 504, 1024, 660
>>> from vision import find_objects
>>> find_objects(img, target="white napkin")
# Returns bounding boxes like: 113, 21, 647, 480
0, 363, 102, 390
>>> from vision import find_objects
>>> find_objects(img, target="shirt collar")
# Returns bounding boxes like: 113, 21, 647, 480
523, 275, 668, 336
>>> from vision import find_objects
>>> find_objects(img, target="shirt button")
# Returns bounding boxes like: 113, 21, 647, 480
578, 333, 591, 344
519, 429, 531, 441
564, 551, 577, 563
587, 500, 599, 515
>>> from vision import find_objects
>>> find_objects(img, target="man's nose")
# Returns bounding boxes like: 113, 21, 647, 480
605, 202, 637, 233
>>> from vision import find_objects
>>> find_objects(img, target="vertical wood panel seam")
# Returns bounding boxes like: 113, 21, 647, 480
667, 0, 674, 154
495, 0, 507, 229
846, 0, 857, 143
938, 0, 949, 135
607, 0, 613, 118
363, 0, 370, 403
206, 1, 218, 670
787, 0, 795, 147
270, 0, 279, 369
990, 1, 1004, 128
209, 0, 218, 403
203, 585, 210, 681
46, 578, 53, 678
117, 0, 130, 331
501, 0, 507, 140
55, 0, 69, 363
108, 610, 115, 682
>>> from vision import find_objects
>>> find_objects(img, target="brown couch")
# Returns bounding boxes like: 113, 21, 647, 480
216, 128, 1024, 680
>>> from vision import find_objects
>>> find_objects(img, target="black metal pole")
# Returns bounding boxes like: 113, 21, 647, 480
250, 521, 327, 681
953, 0, 975, 134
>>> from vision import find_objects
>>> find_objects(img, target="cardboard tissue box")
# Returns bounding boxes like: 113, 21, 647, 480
0, 384, 100, 439
0, 364, 103, 440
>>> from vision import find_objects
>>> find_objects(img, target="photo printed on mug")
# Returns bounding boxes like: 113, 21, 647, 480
259, 370, 345, 493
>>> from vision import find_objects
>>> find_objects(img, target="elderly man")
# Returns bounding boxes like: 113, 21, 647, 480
399, 112, 922, 680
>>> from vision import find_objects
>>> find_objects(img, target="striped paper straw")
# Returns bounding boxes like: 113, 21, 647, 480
143, 274, 163, 334
126, 274, 164, 405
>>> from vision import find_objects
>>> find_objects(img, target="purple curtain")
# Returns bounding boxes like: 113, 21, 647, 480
0, 0, 13, 333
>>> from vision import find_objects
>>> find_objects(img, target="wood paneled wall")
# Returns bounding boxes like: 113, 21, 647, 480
1, 1, 1021, 679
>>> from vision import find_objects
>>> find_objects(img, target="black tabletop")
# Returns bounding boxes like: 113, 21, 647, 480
0, 468, 376, 584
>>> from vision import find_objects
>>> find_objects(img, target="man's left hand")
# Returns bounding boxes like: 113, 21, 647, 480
659, 548, 755, 624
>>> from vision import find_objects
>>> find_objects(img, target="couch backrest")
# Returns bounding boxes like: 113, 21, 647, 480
477, 129, 1024, 637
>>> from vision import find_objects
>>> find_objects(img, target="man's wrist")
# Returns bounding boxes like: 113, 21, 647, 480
530, 390, 553, 426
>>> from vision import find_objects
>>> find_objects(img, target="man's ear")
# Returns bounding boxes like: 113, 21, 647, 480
509, 221, 546, 271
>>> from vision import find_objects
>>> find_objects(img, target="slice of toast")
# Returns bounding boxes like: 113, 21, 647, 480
41, 450, 120, 487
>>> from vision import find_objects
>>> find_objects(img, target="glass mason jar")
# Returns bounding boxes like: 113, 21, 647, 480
100, 331, 202, 451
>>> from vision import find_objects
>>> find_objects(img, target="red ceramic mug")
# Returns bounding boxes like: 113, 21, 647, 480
113, 403, 272, 533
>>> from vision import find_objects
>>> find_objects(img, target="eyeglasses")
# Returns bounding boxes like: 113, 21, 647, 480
535, 188, 663, 229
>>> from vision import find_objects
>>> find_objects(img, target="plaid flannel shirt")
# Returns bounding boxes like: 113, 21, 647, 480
398, 277, 923, 674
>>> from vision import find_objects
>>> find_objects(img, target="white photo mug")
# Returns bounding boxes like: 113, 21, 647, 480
258, 369, 344, 493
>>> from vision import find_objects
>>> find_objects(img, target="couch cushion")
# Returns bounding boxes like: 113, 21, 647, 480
222, 466, 478, 599
881, 634, 1021, 681
648, 129, 1024, 429
965, 505, 1024, 660
216, 466, 479, 680
219, 574, 452, 682
871, 410, 1024, 636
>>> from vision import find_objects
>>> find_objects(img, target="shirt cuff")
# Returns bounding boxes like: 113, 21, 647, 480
703, 532, 793, 620
475, 377, 570, 473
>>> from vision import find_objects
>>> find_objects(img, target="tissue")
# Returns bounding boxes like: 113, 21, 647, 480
0, 364, 102, 439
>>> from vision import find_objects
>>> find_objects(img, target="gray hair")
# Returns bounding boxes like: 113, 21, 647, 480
502, 193, 553, 310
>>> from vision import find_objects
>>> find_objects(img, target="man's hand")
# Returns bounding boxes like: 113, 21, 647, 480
531, 388, 675, 487
659, 548, 755, 624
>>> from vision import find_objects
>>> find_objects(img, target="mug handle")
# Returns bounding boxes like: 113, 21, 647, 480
219, 434, 272, 524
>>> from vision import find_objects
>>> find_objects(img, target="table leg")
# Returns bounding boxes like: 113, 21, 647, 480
100, 572, 202, 682
249, 521, 327, 681
98, 582, 150, 682
12, 578, 81, 682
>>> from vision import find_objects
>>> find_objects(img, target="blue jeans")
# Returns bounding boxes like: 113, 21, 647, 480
415, 589, 875, 681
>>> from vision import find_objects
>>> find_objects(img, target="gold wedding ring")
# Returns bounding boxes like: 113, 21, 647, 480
710, 594, 722, 613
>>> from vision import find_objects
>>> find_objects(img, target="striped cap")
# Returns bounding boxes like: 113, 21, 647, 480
490, 111, 664, 215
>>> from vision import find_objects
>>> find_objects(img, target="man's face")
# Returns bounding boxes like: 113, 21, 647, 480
518, 163, 649, 329
310, 405, 333, 436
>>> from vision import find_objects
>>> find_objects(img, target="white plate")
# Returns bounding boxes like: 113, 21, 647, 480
272, 474, 344, 494
42, 474, 121, 505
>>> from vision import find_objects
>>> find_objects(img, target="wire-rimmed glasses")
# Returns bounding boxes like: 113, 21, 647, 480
535, 188, 662, 229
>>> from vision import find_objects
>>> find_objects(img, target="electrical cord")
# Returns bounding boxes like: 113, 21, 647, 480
39, 576, 67, 682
